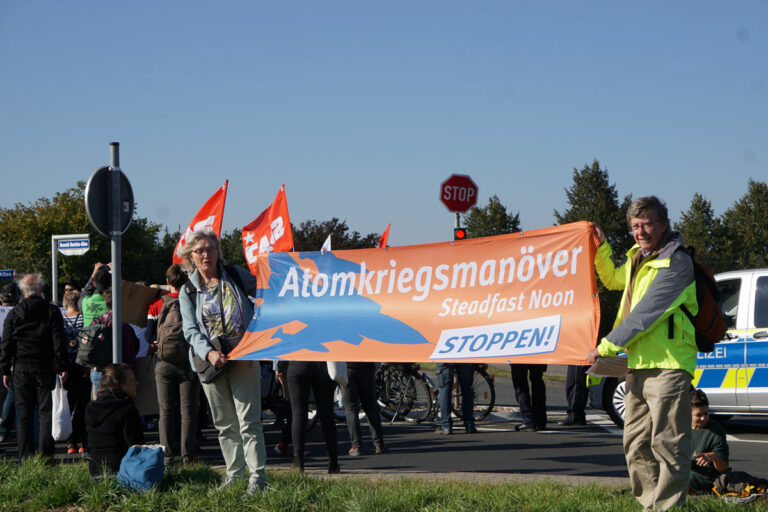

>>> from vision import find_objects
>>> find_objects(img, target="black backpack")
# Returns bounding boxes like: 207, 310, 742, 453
76, 317, 113, 369
156, 295, 190, 368
678, 246, 728, 353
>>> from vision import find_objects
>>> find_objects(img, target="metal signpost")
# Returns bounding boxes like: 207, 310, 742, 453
440, 173, 479, 233
50, 233, 91, 304
85, 142, 134, 363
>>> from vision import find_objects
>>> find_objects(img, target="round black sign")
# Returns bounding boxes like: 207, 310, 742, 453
85, 166, 134, 236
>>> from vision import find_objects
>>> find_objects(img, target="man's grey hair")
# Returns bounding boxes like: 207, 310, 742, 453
18, 272, 45, 297
626, 196, 669, 226
177, 229, 225, 270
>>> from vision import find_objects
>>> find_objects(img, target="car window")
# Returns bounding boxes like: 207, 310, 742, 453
718, 278, 741, 329
755, 276, 768, 328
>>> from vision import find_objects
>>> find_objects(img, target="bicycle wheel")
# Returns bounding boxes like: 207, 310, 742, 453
383, 370, 415, 420
403, 375, 433, 423
452, 367, 496, 422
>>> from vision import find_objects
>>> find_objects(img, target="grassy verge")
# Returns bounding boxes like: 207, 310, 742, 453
0, 457, 765, 512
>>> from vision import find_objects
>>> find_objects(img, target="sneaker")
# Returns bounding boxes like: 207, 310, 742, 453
435, 426, 453, 435
273, 442, 288, 456
78, 446, 88, 455
514, 423, 538, 432
67, 444, 78, 455
374, 444, 387, 454
245, 476, 266, 495
348, 444, 361, 457
219, 476, 241, 490
465, 424, 478, 434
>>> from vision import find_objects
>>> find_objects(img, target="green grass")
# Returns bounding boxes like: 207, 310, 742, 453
0, 457, 765, 512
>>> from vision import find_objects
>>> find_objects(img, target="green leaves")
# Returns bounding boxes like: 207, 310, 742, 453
462, 195, 521, 239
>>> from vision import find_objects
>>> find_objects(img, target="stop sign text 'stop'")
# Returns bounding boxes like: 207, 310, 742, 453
440, 174, 478, 213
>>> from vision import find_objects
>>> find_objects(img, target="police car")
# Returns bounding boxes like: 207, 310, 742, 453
588, 268, 768, 427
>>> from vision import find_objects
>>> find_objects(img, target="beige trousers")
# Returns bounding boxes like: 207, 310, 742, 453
623, 369, 692, 511
202, 361, 267, 482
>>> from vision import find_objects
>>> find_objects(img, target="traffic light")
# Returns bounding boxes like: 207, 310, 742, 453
453, 227, 467, 240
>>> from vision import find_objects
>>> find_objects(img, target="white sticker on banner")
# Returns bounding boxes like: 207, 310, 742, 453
430, 315, 561, 360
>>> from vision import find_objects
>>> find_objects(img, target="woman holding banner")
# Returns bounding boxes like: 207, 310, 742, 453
178, 229, 267, 495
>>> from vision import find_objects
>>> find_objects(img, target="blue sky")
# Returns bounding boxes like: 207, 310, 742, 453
1, 1, 765, 247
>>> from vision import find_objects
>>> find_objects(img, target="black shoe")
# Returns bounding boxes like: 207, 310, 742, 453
291, 456, 304, 473
464, 424, 478, 434
435, 426, 453, 435
328, 462, 340, 474
515, 423, 538, 432
558, 418, 587, 426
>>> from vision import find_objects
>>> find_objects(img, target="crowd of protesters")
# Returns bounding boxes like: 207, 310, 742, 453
0, 195, 758, 507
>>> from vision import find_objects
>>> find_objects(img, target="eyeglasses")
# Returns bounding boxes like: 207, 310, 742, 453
192, 247, 216, 256
630, 221, 661, 233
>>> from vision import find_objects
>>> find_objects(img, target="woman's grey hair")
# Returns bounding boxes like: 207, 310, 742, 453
18, 273, 45, 297
177, 229, 224, 270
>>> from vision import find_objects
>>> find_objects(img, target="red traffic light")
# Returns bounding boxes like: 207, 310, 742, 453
454, 228, 467, 240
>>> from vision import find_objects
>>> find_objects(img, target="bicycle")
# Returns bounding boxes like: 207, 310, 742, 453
449, 363, 496, 421
376, 363, 438, 424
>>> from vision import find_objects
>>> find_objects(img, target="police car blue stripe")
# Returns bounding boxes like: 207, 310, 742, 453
748, 368, 768, 387
697, 368, 728, 388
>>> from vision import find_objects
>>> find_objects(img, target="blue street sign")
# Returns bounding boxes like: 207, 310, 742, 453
58, 239, 91, 256
0, 269, 14, 279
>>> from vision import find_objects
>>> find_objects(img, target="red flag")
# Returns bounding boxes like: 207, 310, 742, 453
242, 185, 293, 274
377, 224, 391, 248
172, 181, 228, 264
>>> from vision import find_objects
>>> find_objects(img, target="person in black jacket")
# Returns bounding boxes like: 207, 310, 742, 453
0, 273, 69, 460
85, 363, 144, 477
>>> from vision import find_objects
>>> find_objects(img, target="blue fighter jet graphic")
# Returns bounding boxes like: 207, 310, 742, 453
237, 251, 430, 360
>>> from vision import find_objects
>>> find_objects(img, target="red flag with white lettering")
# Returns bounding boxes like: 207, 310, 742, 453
242, 185, 293, 274
377, 224, 391, 248
172, 181, 228, 264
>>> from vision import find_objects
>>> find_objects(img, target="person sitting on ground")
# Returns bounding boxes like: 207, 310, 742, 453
85, 363, 144, 478
689, 388, 729, 494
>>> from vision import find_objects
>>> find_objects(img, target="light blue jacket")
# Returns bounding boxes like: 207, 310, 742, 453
179, 263, 256, 364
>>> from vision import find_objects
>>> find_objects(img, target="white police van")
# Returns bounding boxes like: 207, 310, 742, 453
588, 268, 768, 427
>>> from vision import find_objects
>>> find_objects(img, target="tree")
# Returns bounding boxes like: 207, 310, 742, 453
554, 159, 633, 338
673, 193, 728, 273
220, 228, 247, 267
0, 182, 166, 297
722, 179, 768, 270
462, 195, 521, 238
554, 159, 633, 252
292, 218, 378, 251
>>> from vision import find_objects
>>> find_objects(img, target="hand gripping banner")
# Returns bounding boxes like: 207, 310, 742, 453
228, 221, 601, 365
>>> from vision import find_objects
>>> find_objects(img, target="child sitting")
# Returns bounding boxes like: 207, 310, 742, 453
689, 388, 729, 494
85, 363, 145, 478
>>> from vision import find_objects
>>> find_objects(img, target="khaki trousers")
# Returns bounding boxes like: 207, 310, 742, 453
202, 361, 267, 482
623, 369, 692, 511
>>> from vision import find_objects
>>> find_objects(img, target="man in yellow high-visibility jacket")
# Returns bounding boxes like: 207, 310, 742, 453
587, 196, 698, 511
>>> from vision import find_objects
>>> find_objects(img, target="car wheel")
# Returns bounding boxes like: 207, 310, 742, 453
605, 378, 626, 428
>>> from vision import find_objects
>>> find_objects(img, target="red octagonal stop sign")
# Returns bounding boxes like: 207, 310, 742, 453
440, 174, 478, 212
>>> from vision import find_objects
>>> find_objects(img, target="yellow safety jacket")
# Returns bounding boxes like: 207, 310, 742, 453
595, 232, 698, 376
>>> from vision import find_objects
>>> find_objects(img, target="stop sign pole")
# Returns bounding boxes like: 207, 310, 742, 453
440, 173, 479, 233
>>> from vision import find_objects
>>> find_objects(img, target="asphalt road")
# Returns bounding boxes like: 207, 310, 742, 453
2, 364, 766, 486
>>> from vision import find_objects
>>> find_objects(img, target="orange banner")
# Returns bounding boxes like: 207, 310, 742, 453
229, 221, 601, 364
242, 185, 293, 274
173, 181, 228, 264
